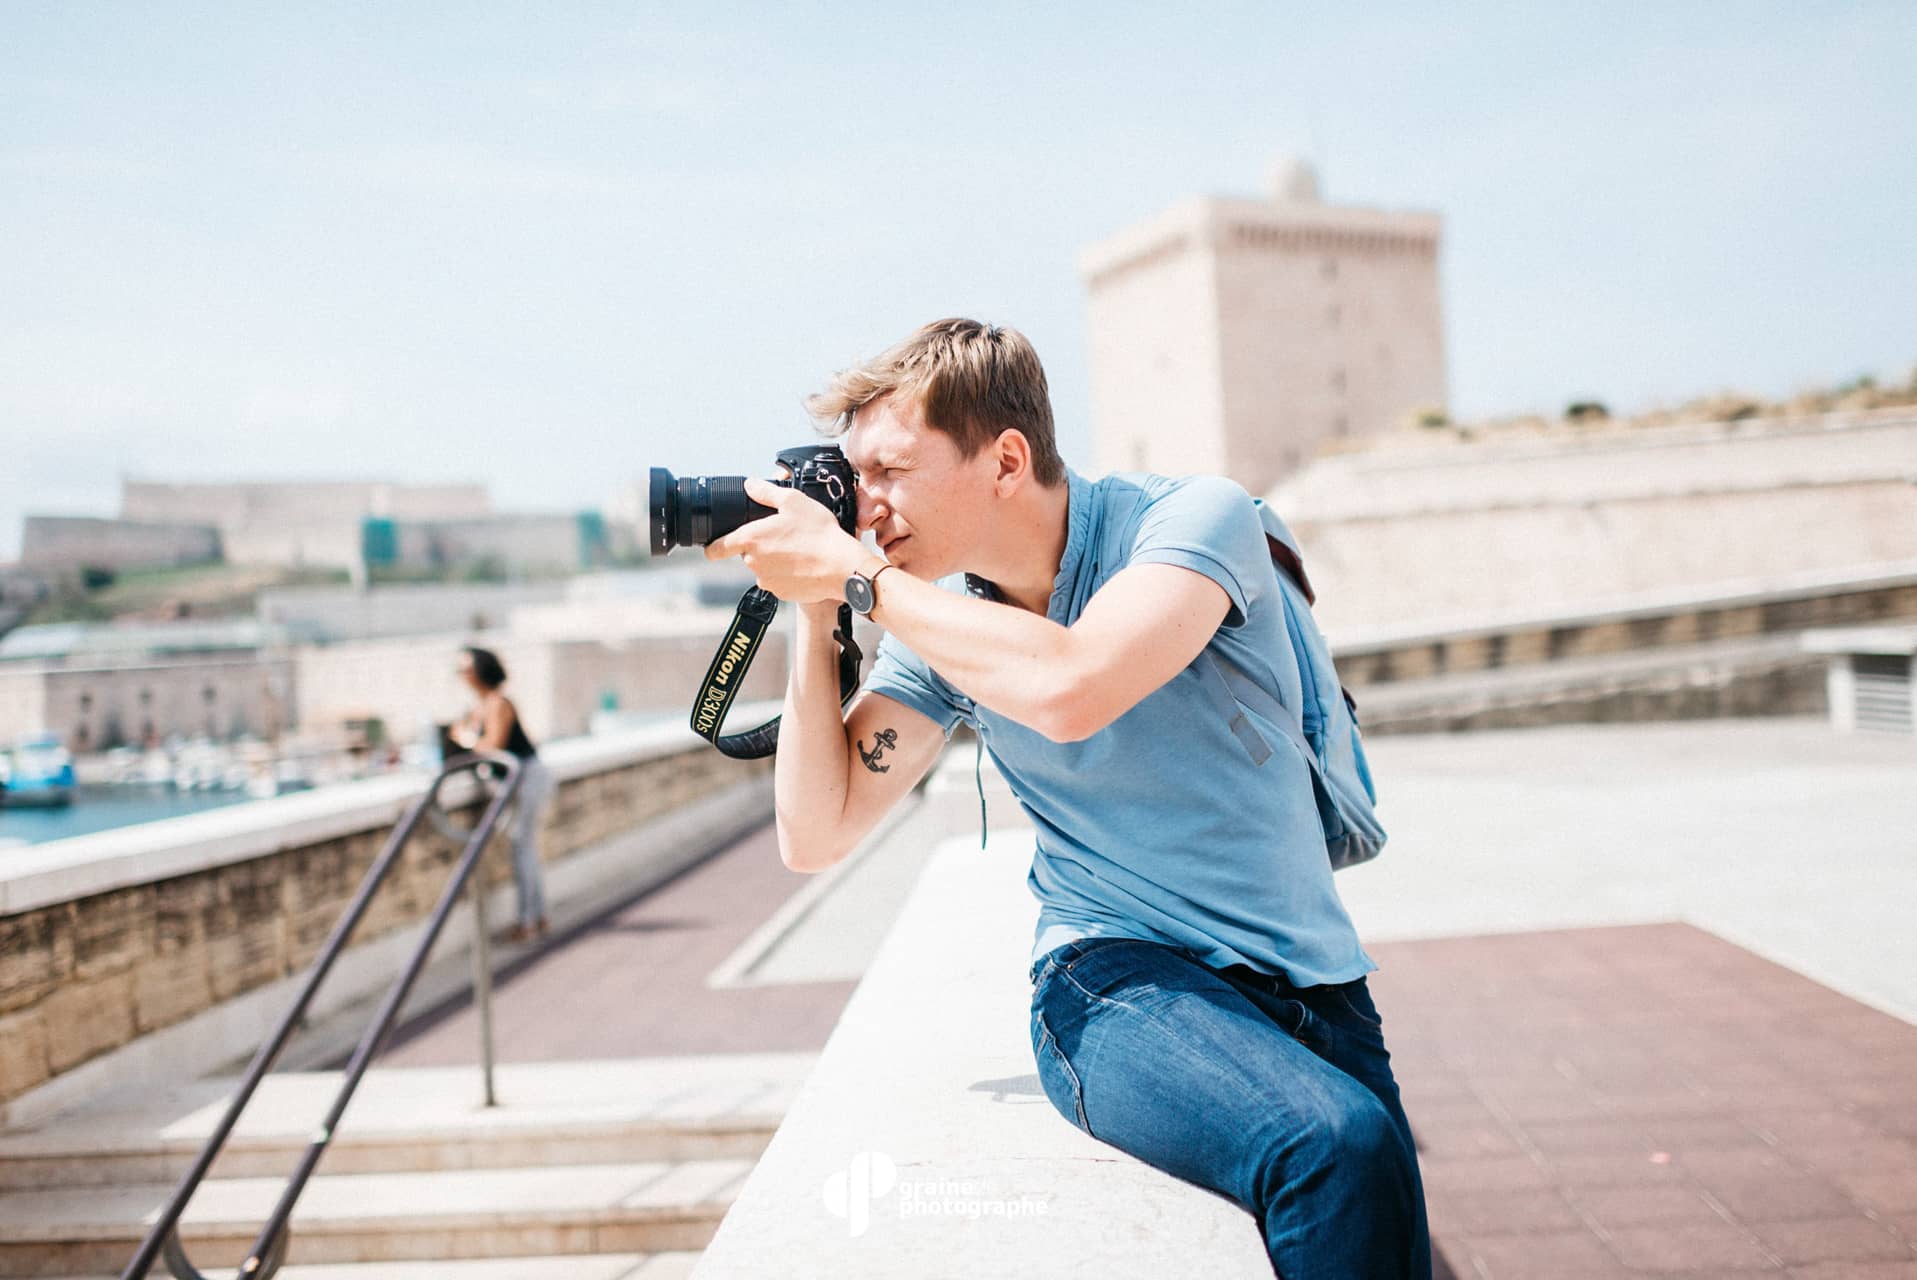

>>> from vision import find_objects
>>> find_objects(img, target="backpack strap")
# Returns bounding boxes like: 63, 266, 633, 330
1196, 497, 1334, 770
1251, 499, 1316, 606
1194, 648, 1328, 780
1191, 649, 1273, 766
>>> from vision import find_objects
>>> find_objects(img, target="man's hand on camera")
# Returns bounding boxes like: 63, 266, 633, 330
704, 477, 867, 604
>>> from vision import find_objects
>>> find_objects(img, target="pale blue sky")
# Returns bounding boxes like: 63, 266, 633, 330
4, 3, 1914, 559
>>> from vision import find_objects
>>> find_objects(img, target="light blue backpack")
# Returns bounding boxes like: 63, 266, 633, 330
1192, 498, 1387, 871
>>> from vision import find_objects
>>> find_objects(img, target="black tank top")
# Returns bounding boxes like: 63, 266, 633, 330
498, 699, 537, 759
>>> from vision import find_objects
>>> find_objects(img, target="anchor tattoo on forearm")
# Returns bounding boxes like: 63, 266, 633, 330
859, 727, 899, 773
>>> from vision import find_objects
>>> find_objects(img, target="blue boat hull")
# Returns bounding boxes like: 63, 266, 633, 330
0, 782, 76, 809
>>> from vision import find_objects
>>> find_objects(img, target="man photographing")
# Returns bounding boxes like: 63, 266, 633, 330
703, 318, 1429, 1278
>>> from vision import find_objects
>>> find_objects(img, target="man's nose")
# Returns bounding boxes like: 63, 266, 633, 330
856, 488, 886, 534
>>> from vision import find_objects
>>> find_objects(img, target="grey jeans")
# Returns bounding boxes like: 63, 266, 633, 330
505, 756, 555, 926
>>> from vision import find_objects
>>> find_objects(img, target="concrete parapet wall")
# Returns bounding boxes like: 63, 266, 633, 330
1318, 567, 1917, 735
1331, 562, 1917, 686
1354, 637, 1828, 736
0, 725, 770, 1121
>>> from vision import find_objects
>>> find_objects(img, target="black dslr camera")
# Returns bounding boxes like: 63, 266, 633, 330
648, 444, 858, 555
649, 444, 863, 759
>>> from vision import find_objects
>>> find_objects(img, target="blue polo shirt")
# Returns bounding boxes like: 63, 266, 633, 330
861, 467, 1374, 988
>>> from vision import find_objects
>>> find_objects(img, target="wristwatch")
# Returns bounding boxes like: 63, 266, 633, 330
844, 556, 895, 617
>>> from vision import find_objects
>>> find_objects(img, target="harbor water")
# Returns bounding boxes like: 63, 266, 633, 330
0, 786, 258, 847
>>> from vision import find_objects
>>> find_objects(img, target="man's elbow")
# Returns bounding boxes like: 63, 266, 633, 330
1035, 677, 1119, 744
773, 818, 848, 875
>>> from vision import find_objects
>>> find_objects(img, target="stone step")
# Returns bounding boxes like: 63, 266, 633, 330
1353, 631, 1823, 734
57, 1251, 702, 1280
0, 1158, 752, 1278
0, 1054, 812, 1188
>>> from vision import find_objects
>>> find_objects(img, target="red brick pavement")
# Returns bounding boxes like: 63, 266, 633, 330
1372, 923, 1917, 1278
378, 822, 858, 1064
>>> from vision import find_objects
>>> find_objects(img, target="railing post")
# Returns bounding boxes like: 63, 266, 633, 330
469, 871, 498, 1108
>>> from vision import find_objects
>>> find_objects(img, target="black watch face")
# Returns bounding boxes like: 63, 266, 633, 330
845, 574, 875, 614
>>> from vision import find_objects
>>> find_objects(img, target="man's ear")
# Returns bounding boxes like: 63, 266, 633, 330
992, 429, 1033, 496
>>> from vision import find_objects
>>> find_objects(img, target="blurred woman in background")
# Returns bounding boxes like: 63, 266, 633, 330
452, 645, 554, 943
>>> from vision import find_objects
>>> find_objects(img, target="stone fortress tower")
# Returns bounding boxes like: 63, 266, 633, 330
1079, 159, 1447, 497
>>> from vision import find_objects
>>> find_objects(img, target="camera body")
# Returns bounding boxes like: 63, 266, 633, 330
648, 444, 858, 556
653, 444, 866, 759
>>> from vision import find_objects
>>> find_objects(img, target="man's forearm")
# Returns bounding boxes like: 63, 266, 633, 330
872, 570, 1074, 735
774, 602, 854, 864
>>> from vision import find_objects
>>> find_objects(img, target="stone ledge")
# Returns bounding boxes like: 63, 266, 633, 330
1354, 635, 1828, 735
0, 716, 776, 1118
692, 799, 1270, 1278
1331, 558, 1917, 659
1, 775, 773, 1130
1802, 624, 1917, 656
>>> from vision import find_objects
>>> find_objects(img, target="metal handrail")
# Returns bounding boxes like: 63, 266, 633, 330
120, 751, 526, 1280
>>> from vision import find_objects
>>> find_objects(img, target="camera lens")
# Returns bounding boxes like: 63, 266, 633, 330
648, 468, 775, 556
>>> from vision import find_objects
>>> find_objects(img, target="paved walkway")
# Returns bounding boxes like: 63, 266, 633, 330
1377, 922, 1917, 1277
1338, 717, 1917, 1023
376, 719, 1917, 1274
381, 823, 855, 1065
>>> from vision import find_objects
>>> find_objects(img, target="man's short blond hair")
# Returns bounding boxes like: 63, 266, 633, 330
805, 318, 1064, 487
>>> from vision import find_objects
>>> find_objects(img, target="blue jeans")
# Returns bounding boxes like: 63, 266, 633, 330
1030, 936, 1430, 1279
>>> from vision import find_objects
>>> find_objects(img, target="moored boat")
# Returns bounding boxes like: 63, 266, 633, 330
0, 734, 77, 809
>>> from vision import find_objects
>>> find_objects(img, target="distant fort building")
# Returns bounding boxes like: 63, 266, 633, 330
20, 515, 221, 574
109, 480, 625, 579
121, 479, 492, 572
1079, 159, 1446, 496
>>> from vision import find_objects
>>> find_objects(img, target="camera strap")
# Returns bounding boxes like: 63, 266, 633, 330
691, 587, 863, 759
